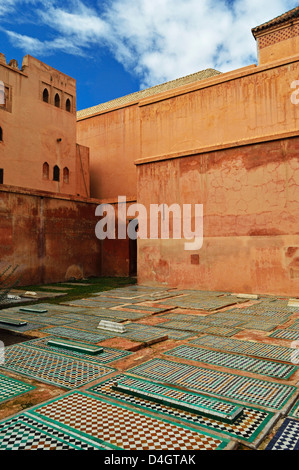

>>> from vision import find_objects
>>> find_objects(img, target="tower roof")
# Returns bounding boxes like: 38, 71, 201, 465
252, 6, 299, 37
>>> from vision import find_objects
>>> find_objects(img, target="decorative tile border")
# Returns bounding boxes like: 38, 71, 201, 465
265, 418, 299, 450
288, 399, 299, 419
128, 359, 296, 410
0, 373, 35, 404
0, 344, 115, 389
28, 391, 230, 450
189, 335, 297, 363
163, 345, 297, 380
88, 374, 274, 444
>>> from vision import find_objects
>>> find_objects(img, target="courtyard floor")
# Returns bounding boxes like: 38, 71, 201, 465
0, 281, 298, 451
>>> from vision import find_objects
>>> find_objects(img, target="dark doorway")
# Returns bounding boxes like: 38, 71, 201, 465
129, 221, 138, 277
129, 238, 137, 276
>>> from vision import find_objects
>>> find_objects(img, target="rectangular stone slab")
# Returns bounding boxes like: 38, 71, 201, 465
19, 308, 48, 314
98, 320, 127, 333
112, 377, 244, 423
0, 318, 27, 327
47, 338, 104, 355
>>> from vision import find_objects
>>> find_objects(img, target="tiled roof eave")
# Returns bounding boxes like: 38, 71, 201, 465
252, 6, 299, 36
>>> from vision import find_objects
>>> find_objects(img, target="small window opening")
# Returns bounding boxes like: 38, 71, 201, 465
0, 169, 3, 184
66, 98, 71, 112
63, 167, 69, 184
43, 162, 49, 180
53, 165, 60, 181
0, 127, 3, 142
54, 93, 60, 108
43, 88, 49, 103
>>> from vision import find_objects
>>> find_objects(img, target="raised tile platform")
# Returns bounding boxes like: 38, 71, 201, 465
190, 335, 297, 362
89, 374, 274, 445
128, 358, 296, 409
47, 338, 104, 355
269, 329, 299, 341
112, 375, 244, 422
19, 308, 48, 314
98, 320, 127, 334
29, 391, 230, 450
164, 345, 298, 379
41, 327, 115, 343
22, 337, 132, 364
0, 344, 115, 389
0, 318, 27, 327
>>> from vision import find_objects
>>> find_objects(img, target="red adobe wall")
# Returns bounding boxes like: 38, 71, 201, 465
136, 136, 299, 296
0, 185, 102, 285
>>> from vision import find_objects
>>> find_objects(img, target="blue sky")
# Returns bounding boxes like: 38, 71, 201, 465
0, 0, 298, 111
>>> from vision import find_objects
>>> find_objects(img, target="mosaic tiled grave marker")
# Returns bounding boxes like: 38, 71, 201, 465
0, 373, 35, 404
265, 418, 299, 450
0, 318, 27, 327
47, 338, 104, 355
152, 327, 196, 340
164, 345, 298, 379
0, 344, 115, 389
190, 335, 298, 363
0, 322, 45, 333
41, 326, 115, 343
21, 337, 132, 364
0, 414, 109, 450
89, 374, 274, 445
269, 329, 299, 341
158, 321, 240, 337
29, 391, 230, 450
128, 359, 296, 409
111, 375, 244, 422
19, 307, 48, 313
158, 296, 238, 311
158, 321, 211, 333
119, 324, 169, 343
160, 313, 244, 327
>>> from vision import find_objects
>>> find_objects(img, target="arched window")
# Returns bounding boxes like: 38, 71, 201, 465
43, 88, 49, 103
65, 98, 71, 112
0, 127, 2, 142
63, 167, 69, 184
54, 93, 60, 108
53, 165, 60, 181
43, 162, 49, 180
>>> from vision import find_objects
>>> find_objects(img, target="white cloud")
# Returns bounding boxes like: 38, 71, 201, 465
5, 30, 84, 56
2, 0, 299, 87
